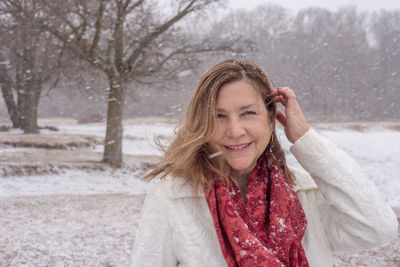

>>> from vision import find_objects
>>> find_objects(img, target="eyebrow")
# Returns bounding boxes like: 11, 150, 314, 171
216, 103, 256, 112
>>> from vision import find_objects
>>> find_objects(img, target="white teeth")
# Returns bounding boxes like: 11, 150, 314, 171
228, 143, 249, 150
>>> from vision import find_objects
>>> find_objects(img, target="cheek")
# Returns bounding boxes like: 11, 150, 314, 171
257, 124, 272, 146
265, 130, 273, 147
208, 135, 221, 149
209, 125, 224, 143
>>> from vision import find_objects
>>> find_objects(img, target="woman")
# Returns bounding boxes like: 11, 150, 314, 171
131, 59, 398, 267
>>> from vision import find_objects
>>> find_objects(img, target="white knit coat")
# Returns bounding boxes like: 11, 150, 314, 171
131, 129, 398, 267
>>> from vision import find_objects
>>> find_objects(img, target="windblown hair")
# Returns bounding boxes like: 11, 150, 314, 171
143, 59, 295, 193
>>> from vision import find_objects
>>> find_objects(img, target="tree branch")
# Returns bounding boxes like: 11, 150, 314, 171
90, 0, 106, 58
45, 42, 66, 95
125, 0, 145, 14
125, 0, 198, 71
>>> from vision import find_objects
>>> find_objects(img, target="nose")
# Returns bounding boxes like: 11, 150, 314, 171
226, 117, 246, 138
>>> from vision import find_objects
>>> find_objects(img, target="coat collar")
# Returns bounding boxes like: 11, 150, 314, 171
291, 166, 318, 192
166, 176, 204, 199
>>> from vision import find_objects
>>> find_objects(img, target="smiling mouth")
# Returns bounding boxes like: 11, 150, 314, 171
225, 142, 251, 150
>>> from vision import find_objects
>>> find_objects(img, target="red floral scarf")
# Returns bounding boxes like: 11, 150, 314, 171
205, 153, 309, 267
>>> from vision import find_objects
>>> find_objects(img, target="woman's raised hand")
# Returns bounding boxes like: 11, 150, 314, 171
270, 87, 310, 143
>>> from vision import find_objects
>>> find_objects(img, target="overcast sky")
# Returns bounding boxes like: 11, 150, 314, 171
229, 0, 400, 12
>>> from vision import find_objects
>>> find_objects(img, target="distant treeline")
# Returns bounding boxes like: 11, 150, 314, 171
203, 5, 400, 121
1, 4, 399, 122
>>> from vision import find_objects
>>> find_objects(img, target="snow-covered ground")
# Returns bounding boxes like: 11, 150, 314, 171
0, 120, 174, 197
1, 120, 399, 207
0, 119, 399, 266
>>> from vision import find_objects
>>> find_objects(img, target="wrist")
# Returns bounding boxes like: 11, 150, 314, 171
292, 125, 310, 143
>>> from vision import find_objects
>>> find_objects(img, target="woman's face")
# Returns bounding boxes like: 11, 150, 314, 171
209, 79, 272, 177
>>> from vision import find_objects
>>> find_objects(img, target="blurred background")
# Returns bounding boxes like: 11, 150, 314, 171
1, 0, 399, 129
1, 2, 399, 266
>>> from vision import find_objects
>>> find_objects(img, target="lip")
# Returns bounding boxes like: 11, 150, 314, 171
224, 142, 253, 153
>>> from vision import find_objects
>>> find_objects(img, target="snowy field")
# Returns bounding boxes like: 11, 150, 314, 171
0, 119, 399, 266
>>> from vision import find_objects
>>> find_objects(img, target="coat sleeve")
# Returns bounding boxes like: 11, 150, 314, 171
290, 129, 398, 252
130, 182, 177, 267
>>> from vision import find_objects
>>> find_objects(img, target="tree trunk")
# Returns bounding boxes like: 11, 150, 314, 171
17, 75, 40, 134
0, 63, 21, 128
13, 45, 41, 134
22, 83, 40, 134
103, 74, 124, 167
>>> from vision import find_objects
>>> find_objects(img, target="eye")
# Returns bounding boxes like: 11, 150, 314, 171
217, 113, 226, 118
242, 111, 256, 116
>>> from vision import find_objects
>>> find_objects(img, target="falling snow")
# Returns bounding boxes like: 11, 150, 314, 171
0, 120, 399, 266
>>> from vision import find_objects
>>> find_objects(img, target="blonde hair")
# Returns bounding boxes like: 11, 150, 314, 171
143, 59, 295, 193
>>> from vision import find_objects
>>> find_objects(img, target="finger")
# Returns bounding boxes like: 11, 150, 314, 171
269, 87, 280, 96
272, 95, 288, 106
270, 87, 287, 96
275, 109, 287, 126
271, 87, 296, 100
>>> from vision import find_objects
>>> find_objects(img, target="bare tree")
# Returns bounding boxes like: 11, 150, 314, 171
0, 53, 20, 128
0, 0, 63, 133
369, 10, 400, 117
39, 0, 233, 166
212, 5, 400, 121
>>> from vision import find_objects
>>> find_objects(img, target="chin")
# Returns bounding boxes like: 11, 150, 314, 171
229, 162, 254, 174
